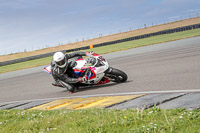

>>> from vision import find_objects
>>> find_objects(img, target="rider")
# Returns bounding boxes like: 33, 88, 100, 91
51, 51, 92, 92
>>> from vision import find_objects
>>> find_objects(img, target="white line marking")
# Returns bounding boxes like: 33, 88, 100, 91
1, 89, 200, 105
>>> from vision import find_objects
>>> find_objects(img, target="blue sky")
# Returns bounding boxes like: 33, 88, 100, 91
0, 0, 200, 55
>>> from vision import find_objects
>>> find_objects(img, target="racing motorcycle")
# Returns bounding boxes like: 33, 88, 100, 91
43, 52, 128, 91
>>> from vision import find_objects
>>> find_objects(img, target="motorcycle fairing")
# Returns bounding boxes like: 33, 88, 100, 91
43, 65, 52, 75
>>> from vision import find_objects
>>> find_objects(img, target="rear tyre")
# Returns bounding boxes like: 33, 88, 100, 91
106, 68, 128, 83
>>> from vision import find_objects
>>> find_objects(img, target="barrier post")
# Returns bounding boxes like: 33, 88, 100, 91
90, 45, 93, 49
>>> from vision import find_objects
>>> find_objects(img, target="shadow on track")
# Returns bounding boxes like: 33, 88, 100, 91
60, 80, 132, 93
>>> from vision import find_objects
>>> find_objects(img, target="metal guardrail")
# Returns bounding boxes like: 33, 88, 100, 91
0, 50, 66, 66
0, 23, 200, 66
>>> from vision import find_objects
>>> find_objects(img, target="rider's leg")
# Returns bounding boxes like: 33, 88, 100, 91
52, 80, 63, 87
59, 80, 76, 92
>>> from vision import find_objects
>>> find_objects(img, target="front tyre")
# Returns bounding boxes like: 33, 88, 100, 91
106, 68, 128, 83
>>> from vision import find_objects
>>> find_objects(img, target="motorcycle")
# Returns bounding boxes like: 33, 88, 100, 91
43, 52, 128, 92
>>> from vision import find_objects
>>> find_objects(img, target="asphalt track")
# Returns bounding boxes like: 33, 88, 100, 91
0, 36, 200, 105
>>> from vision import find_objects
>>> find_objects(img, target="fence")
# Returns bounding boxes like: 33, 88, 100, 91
0, 23, 200, 66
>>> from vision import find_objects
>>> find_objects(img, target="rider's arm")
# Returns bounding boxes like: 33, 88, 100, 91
51, 60, 60, 81
51, 66, 79, 83
60, 74, 88, 83
61, 74, 79, 83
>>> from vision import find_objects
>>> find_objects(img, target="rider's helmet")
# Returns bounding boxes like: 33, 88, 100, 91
53, 52, 67, 68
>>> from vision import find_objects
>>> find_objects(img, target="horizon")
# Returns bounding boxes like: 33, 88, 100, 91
0, 17, 199, 57
0, 0, 200, 55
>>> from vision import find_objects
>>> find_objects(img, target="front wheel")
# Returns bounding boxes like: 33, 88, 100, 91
105, 68, 128, 83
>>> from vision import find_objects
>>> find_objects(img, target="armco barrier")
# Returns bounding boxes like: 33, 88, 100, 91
0, 23, 200, 67
91, 23, 200, 49
0, 50, 65, 66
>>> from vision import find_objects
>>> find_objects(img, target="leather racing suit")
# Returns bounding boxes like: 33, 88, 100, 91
51, 52, 88, 92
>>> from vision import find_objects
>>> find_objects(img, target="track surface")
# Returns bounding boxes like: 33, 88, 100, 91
0, 37, 200, 103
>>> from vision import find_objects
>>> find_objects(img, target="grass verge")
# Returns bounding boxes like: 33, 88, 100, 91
1, 28, 200, 73
0, 108, 200, 133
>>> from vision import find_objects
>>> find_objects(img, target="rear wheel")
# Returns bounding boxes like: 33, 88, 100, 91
106, 68, 128, 83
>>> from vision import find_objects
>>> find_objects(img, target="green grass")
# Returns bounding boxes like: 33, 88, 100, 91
0, 108, 200, 133
1, 28, 200, 73
0, 56, 52, 73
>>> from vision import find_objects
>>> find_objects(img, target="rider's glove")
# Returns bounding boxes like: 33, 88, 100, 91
78, 76, 88, 83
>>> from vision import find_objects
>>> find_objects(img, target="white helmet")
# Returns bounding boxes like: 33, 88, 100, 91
53, 52, 67, 68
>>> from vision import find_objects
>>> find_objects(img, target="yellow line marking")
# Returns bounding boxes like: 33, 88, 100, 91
78, 95, 142, 109
30, 98, 81, 110
72, 97, 108, 110
46, 101, 72, 110
47, 97, 103, 110
65, 97, 105, 110
30, 95, 144, 110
